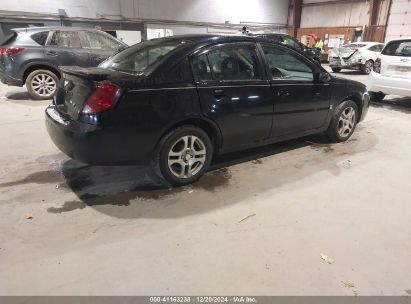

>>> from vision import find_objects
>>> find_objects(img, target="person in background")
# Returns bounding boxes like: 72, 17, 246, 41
315, 36, 324, 52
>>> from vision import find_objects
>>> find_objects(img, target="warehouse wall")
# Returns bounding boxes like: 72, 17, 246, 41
0, 0, 289, 25
301, 0, 370, 28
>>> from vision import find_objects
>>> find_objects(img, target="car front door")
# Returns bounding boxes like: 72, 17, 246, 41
191, 42, 273, 151
260, 43, 331, 138
80, 31, 123, 66
45, 30, 91, 67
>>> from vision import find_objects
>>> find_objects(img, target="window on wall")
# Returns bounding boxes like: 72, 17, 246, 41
192, 44, 262, 81
262, 44, 314, 81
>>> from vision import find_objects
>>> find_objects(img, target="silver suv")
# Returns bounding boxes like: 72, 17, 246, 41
0, 26, 127, 99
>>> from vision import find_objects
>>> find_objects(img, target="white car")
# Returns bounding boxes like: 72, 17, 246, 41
367, 38, 411, 101
329, 42, 385, 75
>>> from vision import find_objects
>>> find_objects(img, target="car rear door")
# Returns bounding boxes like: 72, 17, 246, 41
380, 39, 411, 78
260, 43, 331, 138
191, 42, 273, 151
45, 30, 90, 67
80, 31, 123, 66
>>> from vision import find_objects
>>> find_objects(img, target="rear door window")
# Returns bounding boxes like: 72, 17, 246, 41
368, 44, 384, 52
82, 31, 120, 50
31, 31, 49, 46
192, 43, 262, 81
49, 31, 81, 48
382, 40, 411, 57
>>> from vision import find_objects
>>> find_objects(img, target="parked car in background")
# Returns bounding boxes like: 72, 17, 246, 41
46, 35, 369, 186
329, 42, 384, 74
253, 33, 322, 65
367, 38, 411, 101
0, 26, 127, 99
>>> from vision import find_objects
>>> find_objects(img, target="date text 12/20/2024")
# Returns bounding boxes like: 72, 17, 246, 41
150, 297, 257, 303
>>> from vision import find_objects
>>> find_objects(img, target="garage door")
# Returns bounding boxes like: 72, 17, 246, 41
385, 0, 411, 42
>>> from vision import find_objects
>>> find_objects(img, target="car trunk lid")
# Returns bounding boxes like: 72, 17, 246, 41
381, 55, 411, 78
54, 66, 129, 120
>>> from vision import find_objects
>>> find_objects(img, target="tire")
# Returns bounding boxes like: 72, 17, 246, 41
331, 67, 341, 73
326, 100, 359, 143
26, 69, 59, 100
369, 92, 385, 102
156, 126, 213, 186
361, 60, 373, 75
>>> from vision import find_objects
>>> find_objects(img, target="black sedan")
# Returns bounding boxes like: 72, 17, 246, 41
46, 34, 370, 186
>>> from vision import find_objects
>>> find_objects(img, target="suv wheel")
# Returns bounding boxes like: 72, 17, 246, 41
369, 92, 385, 102
361, 60, 373, 75
26, 69, 59, 100
331, 67, 341, 73
156, 126, 213, 186
326, 100, 358, 142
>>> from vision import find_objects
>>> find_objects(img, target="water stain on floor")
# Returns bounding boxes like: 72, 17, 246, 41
47, 201, 87, 213
0, 170, 64, 187
46, 168, 233, 213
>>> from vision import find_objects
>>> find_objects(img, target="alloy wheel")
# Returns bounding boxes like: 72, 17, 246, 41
167, 135, 207, 179
338, 107, 356, 138
364, 61, 373, 74
31, 73, 56, 97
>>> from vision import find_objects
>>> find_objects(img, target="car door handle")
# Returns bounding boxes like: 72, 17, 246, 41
277, 90, 291, 97
213, 89, 226, 98
45, 51, 58, 57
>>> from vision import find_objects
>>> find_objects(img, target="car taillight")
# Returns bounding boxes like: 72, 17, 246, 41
82, 82, 123, 114
373, 57, 381, 73
0, 47, 24, 57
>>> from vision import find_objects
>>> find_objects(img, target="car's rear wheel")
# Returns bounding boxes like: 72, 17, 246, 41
326, 100, 358, 142
331, 67, 341, 73
26, 69, 59, 100
156, 126, 213, 186
361, 60, 373, 75
369, 92, 385, 102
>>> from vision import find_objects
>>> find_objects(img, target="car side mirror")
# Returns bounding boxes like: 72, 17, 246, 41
318, 72, 331, 82
117, 45, 127, 52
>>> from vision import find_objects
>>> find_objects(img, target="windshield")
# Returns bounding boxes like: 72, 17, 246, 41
99, 39, 186, 74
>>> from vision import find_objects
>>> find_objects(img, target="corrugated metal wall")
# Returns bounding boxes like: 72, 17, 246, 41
385, 0, 411, 41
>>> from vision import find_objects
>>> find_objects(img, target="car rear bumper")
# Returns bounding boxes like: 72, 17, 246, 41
367, 72, 411, 97
329, 57, 364, 69
45, 105, 152, 165
0, 71, 23, 86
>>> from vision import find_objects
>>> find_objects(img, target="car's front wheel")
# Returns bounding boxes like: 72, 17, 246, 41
156, 126, 213, 186
26, 69, 59, 100
331, 67, 341, 73
326, 100, 358, 142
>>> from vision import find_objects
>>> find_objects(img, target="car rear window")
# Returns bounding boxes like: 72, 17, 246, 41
31, 31, 49, 46
100, 39, 186, 74
0, 32, 17, 46
382, 40, 411, 57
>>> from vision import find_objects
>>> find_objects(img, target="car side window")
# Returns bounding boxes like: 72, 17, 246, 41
50, 31, 81, 48
193, 44, 262, 81
282, 36, 297, 49
369, 44, 384, 52
31, 31, 49, 46
83, 31, 120, 51
262, 45, 314, 81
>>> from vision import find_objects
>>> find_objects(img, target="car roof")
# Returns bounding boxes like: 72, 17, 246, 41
148, 34, 271, 44
386, 37, 411, 42
11, 26, 103, 33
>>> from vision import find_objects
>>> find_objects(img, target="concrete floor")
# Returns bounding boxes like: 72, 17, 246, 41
1, 65, 411, 296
